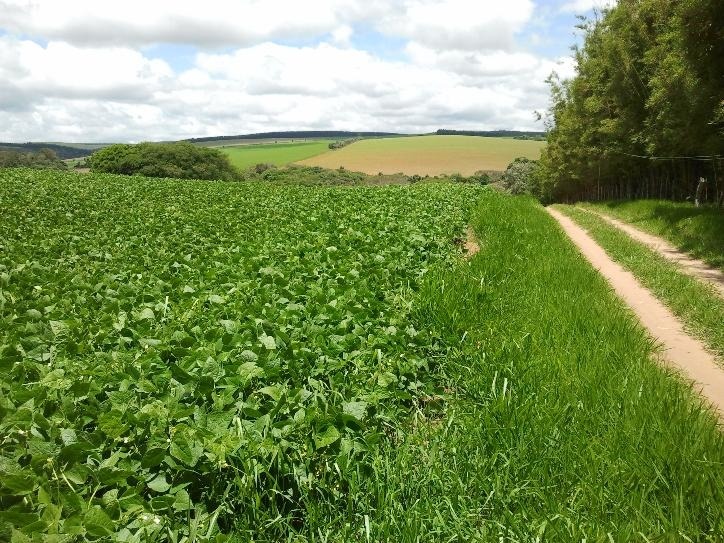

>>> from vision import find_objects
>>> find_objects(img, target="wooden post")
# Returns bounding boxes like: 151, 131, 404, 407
695, 177, 706, 208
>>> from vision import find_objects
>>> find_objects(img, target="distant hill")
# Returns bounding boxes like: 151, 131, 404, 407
435, 129, 546, 140
0, 142, 100, 159
184, 131, 403, 144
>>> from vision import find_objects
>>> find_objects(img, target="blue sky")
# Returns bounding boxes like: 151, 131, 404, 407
0, 0, 612, 142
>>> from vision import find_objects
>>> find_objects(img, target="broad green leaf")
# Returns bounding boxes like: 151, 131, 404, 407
259, 334, 276, 350
342, 401, 368, 421
83, 507, 114, 537
138, 308, 155, 320
239, 361, 264, 381
147, 474, 171, 493
314, 426, 340, 449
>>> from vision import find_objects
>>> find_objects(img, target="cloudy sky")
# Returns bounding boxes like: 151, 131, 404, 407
0, 0, 612, 142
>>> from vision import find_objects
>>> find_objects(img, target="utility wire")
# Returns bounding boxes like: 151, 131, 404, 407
616, 151, 724, 162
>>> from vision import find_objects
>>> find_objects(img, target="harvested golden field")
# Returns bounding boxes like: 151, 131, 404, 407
297, 135, 545, 175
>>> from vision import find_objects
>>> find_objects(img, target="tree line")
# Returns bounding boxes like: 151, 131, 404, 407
537, 0, 723, 204
0, 148, 67, 170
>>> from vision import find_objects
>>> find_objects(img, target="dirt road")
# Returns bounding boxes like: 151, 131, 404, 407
585, 209, 724, 297
547, 207, 724, 422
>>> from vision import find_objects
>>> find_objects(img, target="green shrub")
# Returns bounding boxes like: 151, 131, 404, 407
500, 157, 540, 195
89, 142, 240, 181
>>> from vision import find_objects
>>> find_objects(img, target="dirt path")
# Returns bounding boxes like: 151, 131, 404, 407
583, 208, 724, 298
547, 207, 724, 422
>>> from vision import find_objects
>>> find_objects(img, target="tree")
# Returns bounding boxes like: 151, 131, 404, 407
539, 0, 724, 204
89, 142, 240, 181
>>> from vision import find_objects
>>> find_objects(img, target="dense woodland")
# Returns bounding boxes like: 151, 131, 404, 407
538, 0, 723, 204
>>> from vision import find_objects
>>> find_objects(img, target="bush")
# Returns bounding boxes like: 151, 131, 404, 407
89, 142, 240, 181
500, 157, 540, 195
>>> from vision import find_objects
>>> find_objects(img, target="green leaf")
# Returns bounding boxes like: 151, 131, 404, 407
60, 428, 77, 446
141, 447, 167, 468
170, 436, 202, 467
98, 411, 126, 439
315, 426, 341, 449
1, 474, 37, 494
239, 361, 264, 381
260, 334, 276, 350
207, 294, 225, 304
342, 401, 368, 421
83, 507, 114, 537
147, 474, 171, 493
26, 309, 42, 320
172, 489, 191, 511
138, 307, 155, 320
259, 385, 284, 402
11, 530, 32, 543
240, 350, 258, 362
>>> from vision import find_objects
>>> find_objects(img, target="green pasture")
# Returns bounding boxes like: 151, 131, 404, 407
221, 141, 331, 170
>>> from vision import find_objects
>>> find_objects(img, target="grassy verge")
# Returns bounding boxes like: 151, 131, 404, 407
556, 204, 724, 364
584, 200, 724, 271
246, 193, 724, 541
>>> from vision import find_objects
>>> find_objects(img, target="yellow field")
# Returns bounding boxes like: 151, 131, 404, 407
297, 135, 545, 175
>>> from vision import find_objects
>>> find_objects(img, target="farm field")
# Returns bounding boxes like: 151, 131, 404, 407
297, 135, 545, 175
1, 169, 724, 541
221, 141, 331, 170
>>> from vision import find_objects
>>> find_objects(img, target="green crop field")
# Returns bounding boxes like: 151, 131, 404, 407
1, 169, 723, 541
221, 141, 331, 170
298, 135, 545, 175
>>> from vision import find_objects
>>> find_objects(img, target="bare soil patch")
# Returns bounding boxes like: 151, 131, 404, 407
454, 225, 480, 258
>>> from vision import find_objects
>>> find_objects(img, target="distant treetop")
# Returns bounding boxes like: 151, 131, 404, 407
435, 129, 545, 140
184, 131, 402, 143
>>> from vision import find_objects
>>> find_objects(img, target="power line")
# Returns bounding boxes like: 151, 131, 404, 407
616, 151, 724, 162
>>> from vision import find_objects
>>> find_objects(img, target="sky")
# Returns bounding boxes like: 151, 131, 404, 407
0, 0, 614, 142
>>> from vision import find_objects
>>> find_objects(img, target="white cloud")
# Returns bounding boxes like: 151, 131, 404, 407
1, 0, 534, 50
559, 0, 616, 13
0, 36, 565, 141
0, 0, 576, 141
379, 0, 535, 52
331, 25, 354, 47
0, 0, 359, 47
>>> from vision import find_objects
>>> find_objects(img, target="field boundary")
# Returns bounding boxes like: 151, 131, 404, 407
547, 207, 724, 422
581, 207, 724, 297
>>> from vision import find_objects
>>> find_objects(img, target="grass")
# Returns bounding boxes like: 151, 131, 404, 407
554, 205, 724, 364
297, 135, 545, 176
1, 170, 723, 541
584, 200, 724, 271
293, 193, 724, 541
221, 141, 331, 169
